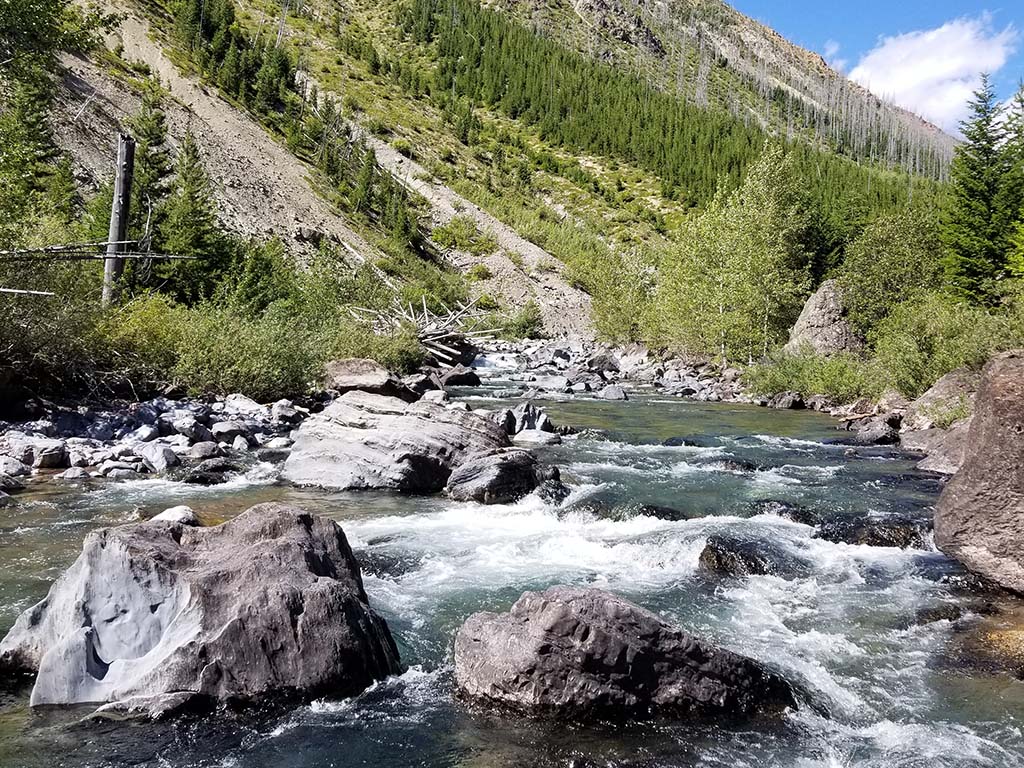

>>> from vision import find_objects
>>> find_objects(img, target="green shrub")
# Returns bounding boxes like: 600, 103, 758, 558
504, 300, 544, 339
392, 137, 413, 158
744, 352, 883, 404
870, 291, 1014, 398
467, 263, 493, 281
172, 302, 317, 401
432, 215, 497, 255
101, 293, 185, 381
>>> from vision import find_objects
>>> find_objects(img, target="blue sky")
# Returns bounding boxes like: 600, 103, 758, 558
731, 1, 1022, 135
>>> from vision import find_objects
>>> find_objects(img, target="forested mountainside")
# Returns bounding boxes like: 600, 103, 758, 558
2, 0, 1023, 406
490, 0, 957, 179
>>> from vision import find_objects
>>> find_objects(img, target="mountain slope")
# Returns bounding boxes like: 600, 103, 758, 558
493, 0, 957, 178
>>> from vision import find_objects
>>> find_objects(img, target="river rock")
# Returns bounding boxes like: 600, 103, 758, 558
698, 535, 807, 578
767, 391, 805, 410
511, 401, 554, 434
189, 441, 224, 460
782, 279, 862, 357
816, 517, 929, 549
440, 365, 481, 387
271, 399, 305, 424
0, 456, 30, 477
852, 414, 900, 445
512, 429, 562, 445
152, 505, 199, 525
210, 421, 248, 443
0, 473, 25, 492
902, 421, 971, 475
323, 358, 416, 402
453, 586, 797, 720
598, 385, 628, 401
903, 369, 979, 433
55, 467, 89, 481
183, 457, 240, 485
0, 503, 400, 715
444, 449, 541, 504
134, 443, 180, 474
935, 351, 1024, 593
282, 391, 510, 492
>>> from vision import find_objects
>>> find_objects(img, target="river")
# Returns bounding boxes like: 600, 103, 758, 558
1, 387, 1022, 767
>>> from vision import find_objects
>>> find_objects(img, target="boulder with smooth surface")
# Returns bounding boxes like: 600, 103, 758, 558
323, 358, 415, 402
0, 503, 400, 715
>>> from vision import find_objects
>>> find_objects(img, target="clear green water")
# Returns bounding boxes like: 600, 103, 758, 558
1, 394, 1023, 767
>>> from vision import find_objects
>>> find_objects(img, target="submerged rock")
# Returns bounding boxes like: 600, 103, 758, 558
0, 503, 400, 716
454, 586, 797, 720
935, 351, 1024, 593
698, 535, 807, 578
816, 517, 930, 549
282, 391, 510, 492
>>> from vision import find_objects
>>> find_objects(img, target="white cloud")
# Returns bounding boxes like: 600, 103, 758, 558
823, 39, 848, 73
849, 14, 1018, 134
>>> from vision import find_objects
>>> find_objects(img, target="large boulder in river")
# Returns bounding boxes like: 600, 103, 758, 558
444, 449, 541, 504
282, 391, 510, 492
902, 420, 972, 475
454, 586, 797, 720
935, 351, 1024, 593
0, 503, 400, 715
323, 358, 416, 402
782, 279, 862, 357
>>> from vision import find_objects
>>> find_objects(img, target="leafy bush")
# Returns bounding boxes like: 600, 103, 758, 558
744, 352, 883, 404
870, 291, 1014, 398
838, 208, 943, 335
467, 263, 492, 281
392, 138, 414, 158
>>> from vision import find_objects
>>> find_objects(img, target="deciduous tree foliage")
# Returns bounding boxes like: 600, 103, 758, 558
651, 144, 810, 364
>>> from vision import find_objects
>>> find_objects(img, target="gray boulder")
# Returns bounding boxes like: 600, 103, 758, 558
454, 586, 797, 720
323, 358, 415, 402
782, 279, 862, 357
598, 385, 629, 401
151, 505, 199, 525
903, 368, 979, 433
0, 503, 400, 715
935, 351, 1024, 592
511, 401, 554, 434
210, 421, 248, 443
134, 443, 181, 474
767, 391, 804, 410
282, 392, 510, 492
0, 456, 30, 477
445, 450, 541, 504
440, 365, 481, 387
902, 421, 971, 475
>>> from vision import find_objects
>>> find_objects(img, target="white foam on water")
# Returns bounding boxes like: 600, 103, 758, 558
94, 461, 280, 503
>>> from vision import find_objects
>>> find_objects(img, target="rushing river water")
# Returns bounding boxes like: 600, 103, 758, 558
2, 388, 1023, 767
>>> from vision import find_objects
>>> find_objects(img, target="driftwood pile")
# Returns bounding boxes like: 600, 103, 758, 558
351, 297, 501, 366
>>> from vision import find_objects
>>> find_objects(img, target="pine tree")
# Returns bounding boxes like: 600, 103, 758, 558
159, 127, 225, 302
351, 148, 376, 213
940, 75, 1009, 303
127, 78, 172, 242
997, 82, 1024, 274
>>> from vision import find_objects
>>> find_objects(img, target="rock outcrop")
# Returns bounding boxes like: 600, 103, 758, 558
782, 280, 862, 357
935, 351, 1024, 592
454, 586, 797, 720
902, 421, 971, 475
0, 503, 400, 715
282, 391, 510, 492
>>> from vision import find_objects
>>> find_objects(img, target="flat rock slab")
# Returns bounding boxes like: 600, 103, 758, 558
0, 503, 400, 715
282, 391, 510, 492
454, 586, 797, 720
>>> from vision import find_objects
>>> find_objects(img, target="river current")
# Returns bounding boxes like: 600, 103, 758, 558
1, 380, 1023, 767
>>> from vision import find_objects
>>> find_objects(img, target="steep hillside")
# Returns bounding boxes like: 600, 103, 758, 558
493, 0, 957, 178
